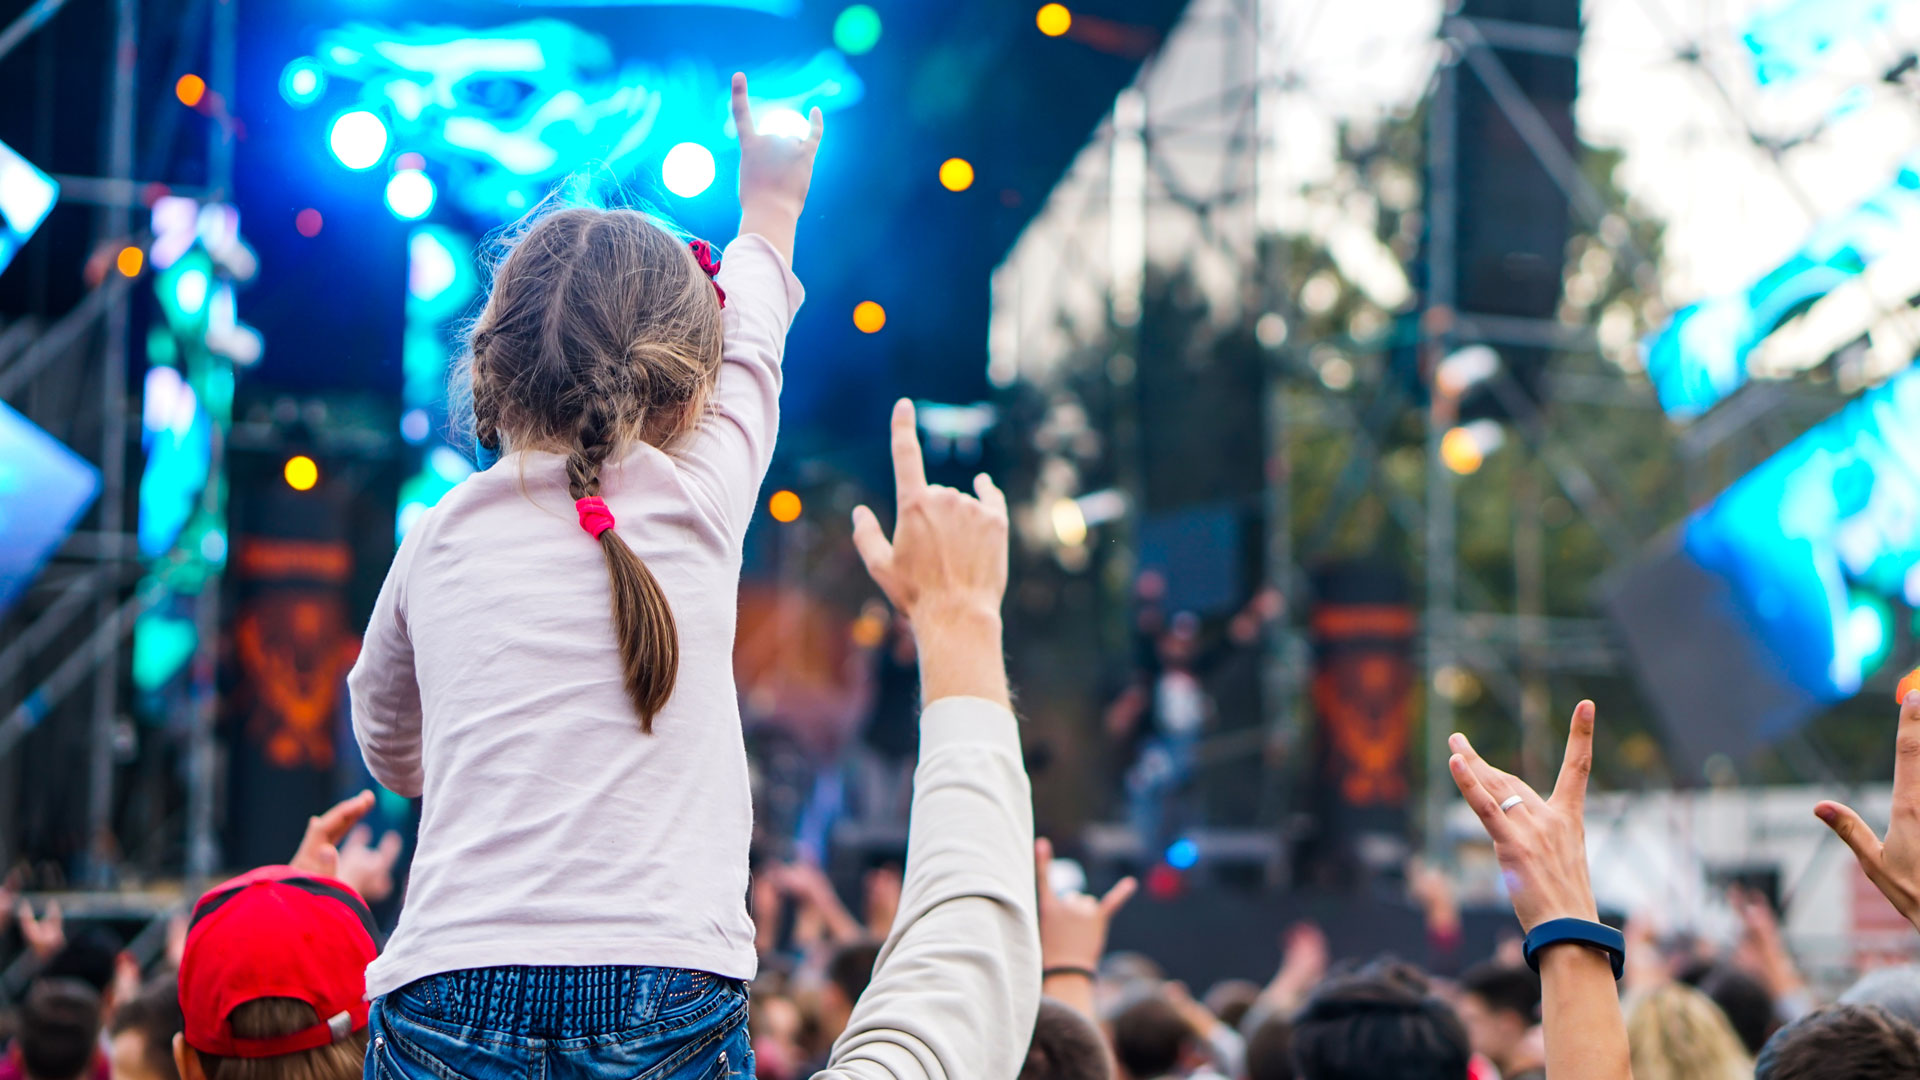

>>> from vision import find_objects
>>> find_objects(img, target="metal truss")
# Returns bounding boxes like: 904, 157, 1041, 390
0, 0, 233, 888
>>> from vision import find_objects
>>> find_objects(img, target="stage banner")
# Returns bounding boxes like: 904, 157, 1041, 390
224, 489, 360, 869
1303, 563, 1415, 883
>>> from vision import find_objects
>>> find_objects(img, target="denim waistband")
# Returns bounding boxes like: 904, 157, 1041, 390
403, 965, 697, 1037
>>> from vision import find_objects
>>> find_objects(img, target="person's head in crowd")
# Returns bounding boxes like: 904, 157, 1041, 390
814, 941, 881, 1053
41, 932, 126, 1024
172, 867, 377, 1080
1241, 1014, 1293, 1080
17, 979, 103, 1080
1695, 965, 1778, 1055
108, 978, 183, 1080
1017, 999, 1112, 1080
1453, 962, 1538, 1074
1290, 963, 1469, 1080
1838, 964, 1920, 1029
1624, 982, 1752, 1080
1754, 1003, 1920, 1080
1200, 980, 1259, 1032
1097, 953, 1165, 1016
747, 989, 805, 1080
1108, 996, 1195, 1080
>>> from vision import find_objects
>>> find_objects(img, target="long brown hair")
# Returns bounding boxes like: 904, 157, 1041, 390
461, 206, 724, 731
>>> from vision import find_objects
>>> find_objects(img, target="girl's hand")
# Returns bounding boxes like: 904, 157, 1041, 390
730, 72, 823, 262
1449, 701, 1601, 932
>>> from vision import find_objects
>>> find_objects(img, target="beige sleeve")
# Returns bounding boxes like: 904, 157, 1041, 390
811, 696, 1040, 1080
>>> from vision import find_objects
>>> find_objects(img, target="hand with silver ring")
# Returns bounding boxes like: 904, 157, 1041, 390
1447, 702, 1600, 932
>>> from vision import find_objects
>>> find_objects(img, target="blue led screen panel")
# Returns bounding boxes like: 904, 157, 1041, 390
1609, 367, 1920, 768
0, 401, 101, 613
1644, 158, 1920, 419
0, 138, 58, 276
1743, 0, 1895, 87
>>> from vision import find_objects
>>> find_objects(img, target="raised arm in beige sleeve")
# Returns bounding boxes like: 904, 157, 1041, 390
811, 696, 1040, 1080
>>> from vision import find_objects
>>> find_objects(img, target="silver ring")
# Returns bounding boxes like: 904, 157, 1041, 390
1498, 795, 1525, 813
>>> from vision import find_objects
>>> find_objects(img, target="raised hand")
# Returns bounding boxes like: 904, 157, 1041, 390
1035, 838, 1137, 973
851, 400, 1010, 707
1262, 922, 1330, 1015
16, 898, 65, 961
1449, 701, 1599, 931
729, 72, 823, 265
290, 790, 405, 902
1816, 690, 1920, 933
1452, 701, 1629, 1080
337, 823, 406, 903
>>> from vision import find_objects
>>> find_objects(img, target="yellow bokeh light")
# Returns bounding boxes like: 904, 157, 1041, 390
769, 489, 803, 523
853, 301, 887, 334
1037, 3, 1072, 36
1439, 427, 1484, 475
938, 157, 975, 192
176, 73, 206, 107
284, 455, 320, 492
115, 247, 144, 278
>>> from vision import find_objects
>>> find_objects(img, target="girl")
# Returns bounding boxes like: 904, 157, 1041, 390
348, 74, 822, 1080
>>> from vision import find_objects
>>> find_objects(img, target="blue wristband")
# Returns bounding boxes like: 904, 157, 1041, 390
1523, 918, 1625, 980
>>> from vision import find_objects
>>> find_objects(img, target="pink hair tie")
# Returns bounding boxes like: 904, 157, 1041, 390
688, 238, 727, 309
576, 496, 616, 539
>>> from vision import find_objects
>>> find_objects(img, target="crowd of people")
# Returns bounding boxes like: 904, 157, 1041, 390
8, 384, 1920, 1080
11, 68, 1920, 1080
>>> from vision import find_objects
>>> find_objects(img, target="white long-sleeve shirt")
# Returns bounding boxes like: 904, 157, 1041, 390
814, 696, 1041, 1080
349, 235, 802, 996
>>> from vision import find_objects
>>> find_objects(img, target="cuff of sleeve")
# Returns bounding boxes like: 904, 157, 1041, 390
723, 233, 806, 319
920, 696, 1020, 759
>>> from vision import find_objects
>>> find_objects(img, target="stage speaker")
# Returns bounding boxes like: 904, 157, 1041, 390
1441, 0, 1580, 416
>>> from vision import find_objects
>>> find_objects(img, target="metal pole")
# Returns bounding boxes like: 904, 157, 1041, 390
209, 0, 236, 193
1515, 460, 1550, 790
187, 0, 240, 886
0, 0, 72, 67
85, 0, 138, 885
1252, 0, 1298, 835
1423, 44, 1459, 865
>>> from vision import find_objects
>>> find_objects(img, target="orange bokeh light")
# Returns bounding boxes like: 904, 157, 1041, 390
853, 301, 887, 334
769, 490, 803, 523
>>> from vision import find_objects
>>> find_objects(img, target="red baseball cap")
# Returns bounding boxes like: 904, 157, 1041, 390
180, 865, 379, 1058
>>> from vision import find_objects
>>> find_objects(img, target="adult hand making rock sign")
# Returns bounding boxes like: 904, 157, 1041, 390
1815, 690, 1920, 933
851, 399, 1011, 709
1449, 701, 1630, 1080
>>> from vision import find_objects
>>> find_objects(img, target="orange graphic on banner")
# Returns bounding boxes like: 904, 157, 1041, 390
236, 592, 360, 769
1313, 652, 1412, 806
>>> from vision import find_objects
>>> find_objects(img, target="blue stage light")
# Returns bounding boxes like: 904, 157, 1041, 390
757, 107, 812, 139
280, 58, 327, 107
329, 110, 389, 170
400, 408, 430, 444
174, 267, 209, 316
834, 5, 882, 55
662, 142, 716, 198
385, 169, 436, 219
1165, 837, 1199, 869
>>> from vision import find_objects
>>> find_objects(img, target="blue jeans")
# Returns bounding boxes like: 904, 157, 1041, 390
366, 966, 751, 1080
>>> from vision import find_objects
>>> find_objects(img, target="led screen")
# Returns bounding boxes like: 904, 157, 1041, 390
1682, 366, 1920, 705
1609, 366, 1920, 770
1645, 158, 1920, 418
0, 401, 101, 613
